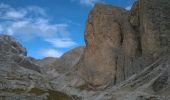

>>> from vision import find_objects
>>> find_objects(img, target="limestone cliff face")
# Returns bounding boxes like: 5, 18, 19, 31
77, 0, 170, 88
137, 0, 170, 57
77, 4, 141, 87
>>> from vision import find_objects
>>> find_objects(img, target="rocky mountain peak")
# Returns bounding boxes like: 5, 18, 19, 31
77, 0, 170, 88
0, 34, 27, 56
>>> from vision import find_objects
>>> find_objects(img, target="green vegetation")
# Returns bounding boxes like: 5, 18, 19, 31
0, 88, 25, 94
47, 90, 72, 100
29, 88, 74, 100
28, 88, 46, 95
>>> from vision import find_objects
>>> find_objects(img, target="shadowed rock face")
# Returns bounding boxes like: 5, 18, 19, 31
77, 0, 170, 88
131, 0, 170, 57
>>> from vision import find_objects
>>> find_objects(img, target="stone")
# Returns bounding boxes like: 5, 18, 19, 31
0, 35, 27, 56
0, 34, 73, 99
35, 57, 56, 68
1, 0, 170, 99
77, 0, 170, 89
138, 0, 170, 57
77, 3, 142, 87
51, 46, 84, 73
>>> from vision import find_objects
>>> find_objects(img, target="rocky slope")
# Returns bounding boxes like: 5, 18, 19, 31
0, 35, 76, 100
34, 57, 56, 68
0, 0, 170, 100
50, 46, 84, 73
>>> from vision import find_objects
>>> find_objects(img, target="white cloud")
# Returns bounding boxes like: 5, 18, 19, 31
0, 3, 46, 20
7, 19, 59, 40
38, 49, 63, 58
73, 0, 103, 6
46, 38, 77, 48
125, 5, 132, 10
62, 19, 80, 26
6, 10, 26, 19
0, 3, 76, 45
0, 26, 2, 33
0, 3, 10, 9
27, 6, 46, 17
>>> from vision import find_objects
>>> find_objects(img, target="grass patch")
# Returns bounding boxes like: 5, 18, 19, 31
28, 88, 46, 95
48, 90, 73, 100
0, 88, 25, 94
29, 88, 74, 100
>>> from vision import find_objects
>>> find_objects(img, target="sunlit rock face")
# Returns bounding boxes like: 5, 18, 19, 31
77, 0, 170, 89
77, 3, 142, 87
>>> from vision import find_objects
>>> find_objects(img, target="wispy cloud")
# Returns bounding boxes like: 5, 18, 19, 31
0, 3, 77, 47
46, 38, 77, 48
6, 10, 26, 19
125, 5, 132, 10
72, 0, 103, 6
0, 26, 2, 33
38, 49, 63, 58
0, 3, 78, 58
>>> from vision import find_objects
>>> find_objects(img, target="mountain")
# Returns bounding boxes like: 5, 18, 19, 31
50, 46, 84, 73
34, 57, 56, 68
0, 35, 75, 100
76, 0, 170, 99
0, 0, 170, 100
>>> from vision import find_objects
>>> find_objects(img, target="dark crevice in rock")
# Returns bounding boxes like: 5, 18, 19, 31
122, 56, 126, 80
114, 56, 118, 85
136, 33, 142, 56
119, 23, 124, 46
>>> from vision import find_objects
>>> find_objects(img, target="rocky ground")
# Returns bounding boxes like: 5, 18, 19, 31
0, 0, 170, 100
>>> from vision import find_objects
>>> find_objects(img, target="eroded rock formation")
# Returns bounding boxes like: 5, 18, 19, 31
0, 35, 74, 99
77, 0, 170, 89
77, 3, 142, 87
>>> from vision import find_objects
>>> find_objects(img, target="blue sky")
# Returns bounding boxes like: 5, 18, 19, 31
0, 0, 135, 59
